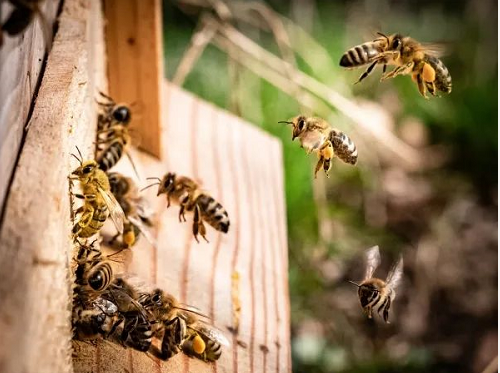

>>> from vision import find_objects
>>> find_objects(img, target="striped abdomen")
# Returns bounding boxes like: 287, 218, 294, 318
340, 42, 382, 67
195, 194, 230, 233
86, 261, 113, 292
73, 203, 109, 238
98, 141, 124, 171
425, 55, 452, 93
329, 130, 358, 165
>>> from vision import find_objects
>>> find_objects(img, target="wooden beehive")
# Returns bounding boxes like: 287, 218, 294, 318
0, 0, 291, 372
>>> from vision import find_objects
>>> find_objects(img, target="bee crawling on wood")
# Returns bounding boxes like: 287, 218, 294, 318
349, 246, 403, 323
279, 115, 358, 178
142, 173, 230, 243
69, 147, 125, 238
340, 32, 452, 98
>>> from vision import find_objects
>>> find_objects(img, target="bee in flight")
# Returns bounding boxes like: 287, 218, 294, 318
340, 33, 452, 98
107, 172, 156, 250
349, 246, 403, 323
142, 173, 230, 243
279, 116, 358, 178
139, 288, 230, 361
69, 147, 125, 238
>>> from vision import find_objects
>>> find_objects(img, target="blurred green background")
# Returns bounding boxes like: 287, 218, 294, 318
162, 1, 498, 372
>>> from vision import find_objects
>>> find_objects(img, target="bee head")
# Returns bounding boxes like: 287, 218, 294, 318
112, 105, 131, 124
389, 33, 404, 51
72, 160, 98, 179
157, 172, 176, 196
278, 116, 307, 141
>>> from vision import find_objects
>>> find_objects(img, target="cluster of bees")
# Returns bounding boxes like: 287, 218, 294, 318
279, 34, 451, 320
70, 92, 229, 362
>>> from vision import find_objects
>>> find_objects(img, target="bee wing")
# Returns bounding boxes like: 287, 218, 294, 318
128, 215, 157, 248
193, 322, 231, 347
385, 254, 403, 294
177, 303, 210, 319
299, 130, 327, 152
364, 245, 381, 280
419, 42, 448, 57
98, 187, 125, 234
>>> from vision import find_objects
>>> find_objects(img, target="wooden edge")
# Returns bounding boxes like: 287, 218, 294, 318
103, 0, 164, 159
0, 0, 106, 372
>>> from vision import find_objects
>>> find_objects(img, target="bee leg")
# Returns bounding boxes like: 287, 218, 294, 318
314, 157, 324, 179
383, 297, 391, 323
383, 64, 387, 74
426, 81, 437, 96
323, 158, 332, 177
354, 60, 378, 84
366, 306, 373, 319
416, 74, 428, 99
193, 205, 209, 243
178, 205, 187, 222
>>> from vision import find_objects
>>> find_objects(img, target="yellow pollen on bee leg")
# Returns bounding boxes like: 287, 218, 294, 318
192, 335, 206, 354
123, 231, 135, 247
422, 63, 436, 82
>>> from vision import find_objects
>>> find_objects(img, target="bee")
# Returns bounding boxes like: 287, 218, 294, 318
279, 116, 358, 178
142, 173, 230, 243
70, 148, 125, 238
73, 298, 119, 340
139, 289, 229, 361
94, 92, 140, 176
73, 240, 115, 293
340, 33, 452, 98
1, 0, 50, 48
107, 172, 156, 250
349, 246, 403, 323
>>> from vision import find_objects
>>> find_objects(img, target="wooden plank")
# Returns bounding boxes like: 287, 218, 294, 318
0, 0, 107, 372
0, 0, 61, 216
102, 0, 163, 159
72, 82, 291, 373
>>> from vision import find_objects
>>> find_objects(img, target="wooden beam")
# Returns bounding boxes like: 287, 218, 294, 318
0, 0, 61, 216
0, 0, 107, 371
103, 0, 164, 159
72, 83, 292, 373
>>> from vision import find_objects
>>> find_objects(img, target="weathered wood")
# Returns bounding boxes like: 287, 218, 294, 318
102, 0, 163, 159
0, 0, 107, 371
72, 83, 292, 373
0, 0, 61, 216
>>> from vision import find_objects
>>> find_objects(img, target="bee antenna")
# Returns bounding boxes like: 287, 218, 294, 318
377, 32, 389, 43
75, 146, 83, 163
146, 177, 161, 181
71, 153, 82, 165
140, 183, 160, 192
348, 280, 361, 287
278, 121, 293, 125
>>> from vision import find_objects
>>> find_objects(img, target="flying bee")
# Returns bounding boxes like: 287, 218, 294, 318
142, 173, 230, 243
279, 116, 358, 178
349, 246, 403, 323
107, 172, 156, 250
1, 0, 51, 49
69, 147, 125, 238
340, 33, 451, 98
139, 289, 229, 361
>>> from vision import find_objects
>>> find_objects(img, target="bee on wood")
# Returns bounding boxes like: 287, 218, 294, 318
340, 33, 451, 98
349, 246, 403, 323
94, 92, 140, 176
107, 172, 156, 250
73, 240, 115, 294
0, 0, 50, 48
142, 173, 230, 243
279, 116, 358, 178
139, 289, 229, 361
69, 148, 125, 238
73, 298, 120, 340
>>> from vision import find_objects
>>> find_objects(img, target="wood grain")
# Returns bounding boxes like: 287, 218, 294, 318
72, 83, 292, 373
0, 0, 61, 217
0, 0, 107, 372
103, 0, 164, 159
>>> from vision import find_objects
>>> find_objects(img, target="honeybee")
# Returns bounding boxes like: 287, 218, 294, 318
279, 116, 358, 178
73, 240, 115, 293
107, 172, 156, 250
340, 33, 452, 98
349, 246, 403, 323
0, 0, 50, 48
70, 148, 125, 238
73, 298, 119, 340
139, 289, 229, 361
142, 173, 230, 243
94, 92, 140, 176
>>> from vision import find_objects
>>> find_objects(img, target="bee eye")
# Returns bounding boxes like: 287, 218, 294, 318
392, 38, 401, 49
152, 293, 162, 305
82, 165, 93, 174
298, 119, 305, 131
113, 106, 131, 123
